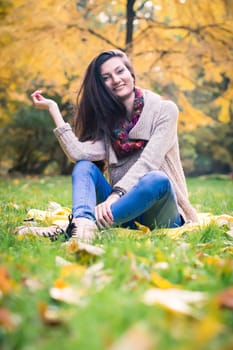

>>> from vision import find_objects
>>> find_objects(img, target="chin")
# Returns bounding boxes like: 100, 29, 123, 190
115, 94, 127, 101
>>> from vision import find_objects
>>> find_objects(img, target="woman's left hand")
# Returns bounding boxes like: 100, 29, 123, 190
95, 194, 119, 228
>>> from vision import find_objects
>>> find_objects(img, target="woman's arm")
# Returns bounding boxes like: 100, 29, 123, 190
54, 123, 106, 163
31, 90, 65, 128
31, 90, 106, 162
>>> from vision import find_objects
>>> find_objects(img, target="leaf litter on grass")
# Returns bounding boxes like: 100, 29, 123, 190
1, 177, 233, 349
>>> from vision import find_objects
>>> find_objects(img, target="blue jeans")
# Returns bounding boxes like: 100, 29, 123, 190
72, 160, 183, 230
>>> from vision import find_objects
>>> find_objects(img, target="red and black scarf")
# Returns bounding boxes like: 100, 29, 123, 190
111, 88, 146, 158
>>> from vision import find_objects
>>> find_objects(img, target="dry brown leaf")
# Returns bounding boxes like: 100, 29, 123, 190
220, 246, 233, 254
50, 261, 111, 305
217, 287, 233, 310
199, 255, 233, 275
153, 262, 169, 270
22, 277, 42, 292
81, 262, 112, 290
55, 256, 72, 267
38, 301, 67, 326
0, 307, 21, 331
215, 214, 233, 227
143, 288, 207, 315
50, 286, 86, 305
226, 229, 233, 238
65, 241, 105, 256
0, 307, 15, 331
0, 266, 14, 296
108, 322, 155, 350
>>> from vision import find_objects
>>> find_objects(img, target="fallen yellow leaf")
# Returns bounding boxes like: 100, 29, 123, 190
0, 266, 14, 295
134, 221, 151, 234
151, 271, 180, 289
54, 278, 69, 289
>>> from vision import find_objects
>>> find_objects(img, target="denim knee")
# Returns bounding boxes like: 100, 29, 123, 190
72, 160, 97, 179
139, 171, 171, 198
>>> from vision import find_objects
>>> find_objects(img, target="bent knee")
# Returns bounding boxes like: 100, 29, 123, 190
72, 160, 97, 177
140, 171, 171, 196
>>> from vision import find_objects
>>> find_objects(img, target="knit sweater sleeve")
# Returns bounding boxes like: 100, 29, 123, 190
115, 100, 179, 192
53, 123, 106, 162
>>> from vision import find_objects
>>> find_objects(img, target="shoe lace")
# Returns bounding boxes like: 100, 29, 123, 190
64, 214, 76, 240
41, 214, 75, 242
42, 226, 65, 242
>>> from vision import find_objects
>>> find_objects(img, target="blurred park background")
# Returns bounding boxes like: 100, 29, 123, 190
0, 0, 232, 177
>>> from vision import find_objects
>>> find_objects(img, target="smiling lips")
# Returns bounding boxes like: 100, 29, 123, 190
113, 84, 125, 91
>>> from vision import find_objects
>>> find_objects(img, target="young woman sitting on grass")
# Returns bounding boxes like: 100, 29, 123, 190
16, 49, 198, 243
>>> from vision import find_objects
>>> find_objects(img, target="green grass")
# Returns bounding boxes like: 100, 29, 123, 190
0, 176, 233, 350
187, 176, 233, 215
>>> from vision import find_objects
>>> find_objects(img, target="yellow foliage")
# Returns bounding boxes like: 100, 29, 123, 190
178, 92, 213, 131
214, 82, 233, 123
0, 0, 232, 129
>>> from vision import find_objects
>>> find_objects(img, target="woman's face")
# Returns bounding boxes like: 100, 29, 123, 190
100, 57, 134, 101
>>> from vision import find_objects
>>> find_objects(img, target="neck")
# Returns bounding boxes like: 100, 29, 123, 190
123, 91, 135, 119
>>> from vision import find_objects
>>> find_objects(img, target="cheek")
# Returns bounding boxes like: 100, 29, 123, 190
104, 81, 111, 89
128, 75, 134, 87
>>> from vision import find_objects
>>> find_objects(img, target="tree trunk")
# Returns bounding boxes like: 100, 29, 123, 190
126, 0, 136, 51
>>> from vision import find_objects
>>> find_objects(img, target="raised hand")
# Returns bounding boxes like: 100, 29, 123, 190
31, 90, 65, 127
31, 90, 56, 110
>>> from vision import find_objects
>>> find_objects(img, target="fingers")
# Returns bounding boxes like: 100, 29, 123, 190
31, 89, 43, 97
95, 194, 120, 228
31, 89, 51, 110
31, 90, 43, 102
95, 201, 113, 229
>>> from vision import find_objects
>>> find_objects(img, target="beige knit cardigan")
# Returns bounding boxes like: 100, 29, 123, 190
54, 89, 198, 223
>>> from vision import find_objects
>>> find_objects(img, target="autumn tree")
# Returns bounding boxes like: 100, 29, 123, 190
0, 0, 232, 173
1, 0, 232, 122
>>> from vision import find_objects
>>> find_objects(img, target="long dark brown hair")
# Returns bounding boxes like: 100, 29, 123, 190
74, 49, 135, 141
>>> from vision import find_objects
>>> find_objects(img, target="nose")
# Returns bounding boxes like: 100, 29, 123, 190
112, 74, 121, 84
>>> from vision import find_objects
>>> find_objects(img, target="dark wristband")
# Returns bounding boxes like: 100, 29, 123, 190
111, 187, 126, 197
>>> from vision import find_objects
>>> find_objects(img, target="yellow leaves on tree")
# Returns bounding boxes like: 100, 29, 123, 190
0, 0, 232, 126
214, 82, 233, 123
178, 92, 213, 131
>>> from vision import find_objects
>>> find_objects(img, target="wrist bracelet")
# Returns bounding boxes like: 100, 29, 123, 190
111, 187, 126, 197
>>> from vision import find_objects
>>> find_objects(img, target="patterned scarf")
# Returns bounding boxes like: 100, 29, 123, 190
111, 88, 146, 158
